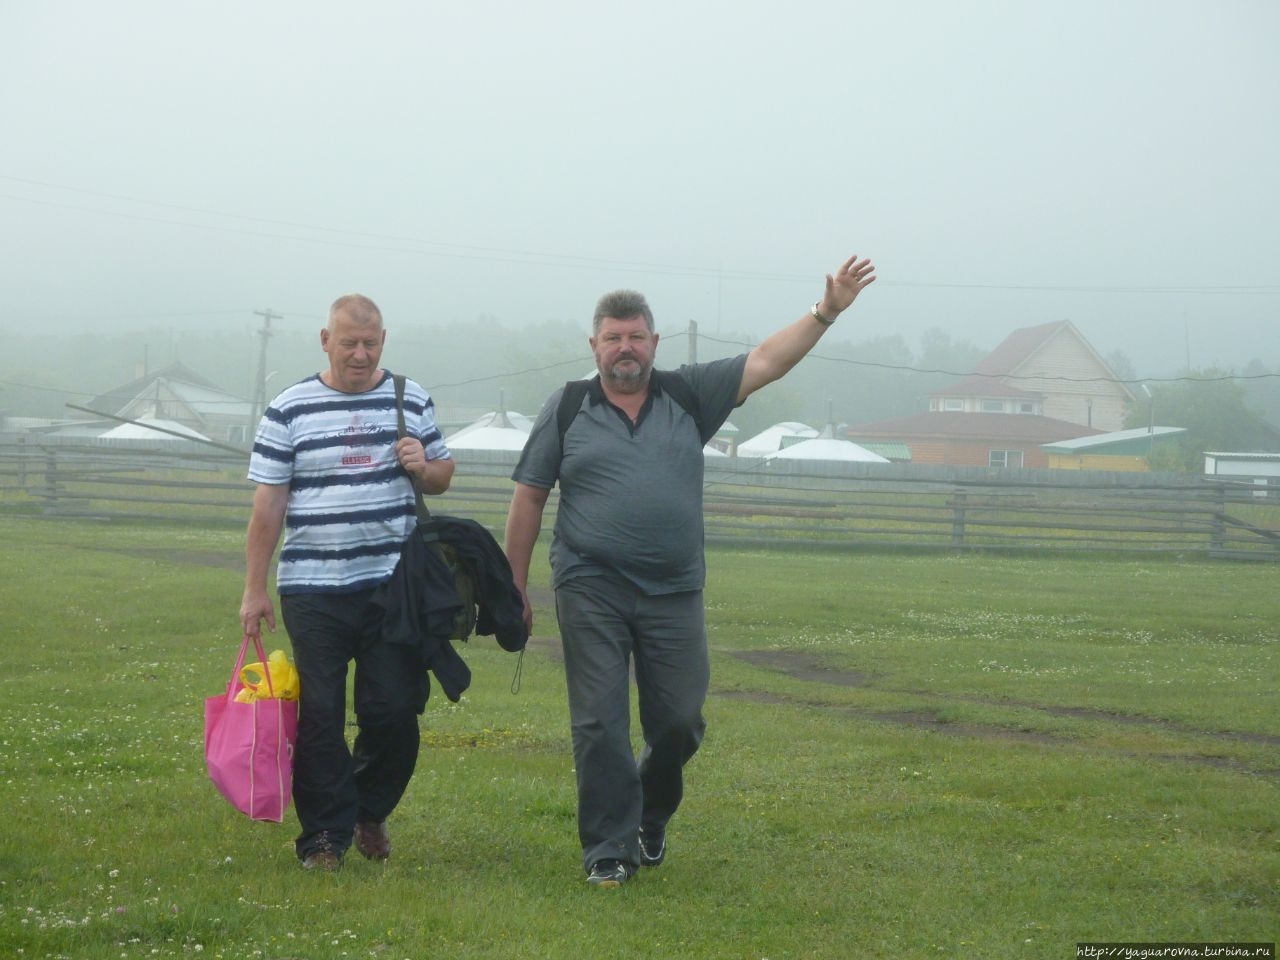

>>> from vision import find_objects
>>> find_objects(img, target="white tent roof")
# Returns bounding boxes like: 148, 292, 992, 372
736, 422, 819, 457
446, 426, 530, 451
100, 417, 210, 441
446, 409, 532, 451
447, 410, 534, 442
764, 437, 889, 463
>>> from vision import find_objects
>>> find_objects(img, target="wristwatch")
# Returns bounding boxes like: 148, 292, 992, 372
811, 301, 835, 326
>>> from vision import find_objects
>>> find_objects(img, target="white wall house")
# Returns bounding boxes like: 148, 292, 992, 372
1204, 451, 1280, 497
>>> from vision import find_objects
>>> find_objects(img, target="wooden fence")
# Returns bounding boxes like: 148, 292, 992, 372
2, 437, 1278, 561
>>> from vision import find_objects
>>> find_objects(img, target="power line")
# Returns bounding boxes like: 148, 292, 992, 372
2, 332, 1278, 408
4, 175, 1279, 294
694, 332, 1280, 386
424, 355, 591, 391
0, 186, 734, 279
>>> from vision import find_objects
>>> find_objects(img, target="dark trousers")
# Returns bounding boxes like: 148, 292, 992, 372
554, 575, 709, 871
280, 590, 427, 860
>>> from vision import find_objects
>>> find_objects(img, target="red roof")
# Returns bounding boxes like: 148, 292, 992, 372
974, 320, 1071, 376
847, 412, 1103, 443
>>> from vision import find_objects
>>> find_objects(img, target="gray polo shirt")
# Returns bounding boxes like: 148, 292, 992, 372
512, 355, 747, 595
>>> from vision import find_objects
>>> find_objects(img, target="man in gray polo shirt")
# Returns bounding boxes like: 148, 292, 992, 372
505, 254, 876, 887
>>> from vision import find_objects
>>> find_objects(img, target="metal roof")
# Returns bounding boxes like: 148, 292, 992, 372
1041, 426, 1186, 453
848, 412, 1102, 443
1203, 451, 1280, 460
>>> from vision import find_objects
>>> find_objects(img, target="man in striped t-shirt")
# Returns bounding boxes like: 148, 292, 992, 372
240, 294, 454, 871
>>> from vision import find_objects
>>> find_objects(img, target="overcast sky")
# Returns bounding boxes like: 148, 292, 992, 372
3, 0, 1277, 378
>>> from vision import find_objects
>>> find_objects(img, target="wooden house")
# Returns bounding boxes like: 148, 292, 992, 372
846, 320, 1129, 468
847, 411, 1101, 469
928, 319, 1134, 432
84, 362, 255, 445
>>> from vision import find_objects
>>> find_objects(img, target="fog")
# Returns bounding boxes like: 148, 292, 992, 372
3, 0, 1278, 384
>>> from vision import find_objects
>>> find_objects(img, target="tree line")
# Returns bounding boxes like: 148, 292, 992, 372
3, 317, 1278, 471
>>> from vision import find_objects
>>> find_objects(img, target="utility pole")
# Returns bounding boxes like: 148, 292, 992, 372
250, 308, 281, 431
688, 319, 698, 364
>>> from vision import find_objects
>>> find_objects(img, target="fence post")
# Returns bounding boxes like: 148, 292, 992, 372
951, 491, 966, 546
1210, 484, 1225, 554
43, 449, 59, 517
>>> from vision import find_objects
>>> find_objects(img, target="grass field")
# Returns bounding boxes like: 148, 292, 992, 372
0, 515, 1276, 960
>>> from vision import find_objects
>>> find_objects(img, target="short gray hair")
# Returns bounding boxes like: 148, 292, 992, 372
593, 289, 654, 334
329, 294, 383, 329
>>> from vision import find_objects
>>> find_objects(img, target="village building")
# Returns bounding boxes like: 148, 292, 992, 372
847, 320, 1134, 469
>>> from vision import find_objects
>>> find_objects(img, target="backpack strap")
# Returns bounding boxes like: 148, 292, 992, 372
555, 370, 708, 451
652, 369, 708, 444
555, 379, 592, 449
392, 374, 431, 526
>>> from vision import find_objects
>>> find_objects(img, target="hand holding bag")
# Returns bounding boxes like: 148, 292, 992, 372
204, 634, 298, 822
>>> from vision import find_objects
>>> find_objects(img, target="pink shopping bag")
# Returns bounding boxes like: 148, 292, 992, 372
204, 634, 298, 822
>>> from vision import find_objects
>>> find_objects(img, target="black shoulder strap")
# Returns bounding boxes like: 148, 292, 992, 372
555, 379, 592, 448
555, 371, 707, 450
652, 369, 707, 443
392, 374, 430, 525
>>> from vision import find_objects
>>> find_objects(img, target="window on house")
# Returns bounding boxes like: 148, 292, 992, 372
981, 400, 1004, 413
227, 425, 249, 444
989, 449, 1024, 469
1018, 402, 1036, 414
943, 399, 964, 411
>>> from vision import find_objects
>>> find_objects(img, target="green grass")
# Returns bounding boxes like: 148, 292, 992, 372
0, 517, 1276, 960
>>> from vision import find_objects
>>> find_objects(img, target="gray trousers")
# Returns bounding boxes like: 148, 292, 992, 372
554, 575, 710, 871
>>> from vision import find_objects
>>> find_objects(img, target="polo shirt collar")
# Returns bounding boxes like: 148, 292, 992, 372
585, 373, 665, 405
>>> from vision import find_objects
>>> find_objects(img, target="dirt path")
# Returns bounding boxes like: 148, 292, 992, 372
721, 648, 1280, 781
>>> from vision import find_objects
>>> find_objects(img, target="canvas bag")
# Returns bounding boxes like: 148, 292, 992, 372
204, 633, 298, 822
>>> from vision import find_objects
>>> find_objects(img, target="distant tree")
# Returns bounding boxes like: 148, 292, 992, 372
916, 328, 987, 376
1105, 350, 1138, 385
888, 328, 989, 420
1125, 369, 1280, 472
1240, 359, 1280, 432
730, 379, 805, 441
812, 334, 915, 427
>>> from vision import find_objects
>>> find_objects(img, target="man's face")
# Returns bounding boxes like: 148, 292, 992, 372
590, 315, 659, 392
321, 310, 386, 393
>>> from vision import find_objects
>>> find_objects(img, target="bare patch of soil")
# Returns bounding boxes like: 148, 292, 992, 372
719, 647, 1280, 780
728, 649, 876, 687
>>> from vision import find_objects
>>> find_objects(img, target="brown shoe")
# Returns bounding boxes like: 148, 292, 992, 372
301, 849, 342, 872
355, 820, 391, 861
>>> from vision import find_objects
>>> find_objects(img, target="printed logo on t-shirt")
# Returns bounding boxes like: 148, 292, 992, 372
340, 416, 380, 468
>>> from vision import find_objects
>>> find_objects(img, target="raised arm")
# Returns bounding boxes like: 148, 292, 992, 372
737, 255, 876, 404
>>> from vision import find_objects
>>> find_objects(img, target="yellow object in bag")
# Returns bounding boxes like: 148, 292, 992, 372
235, 649, 301, 703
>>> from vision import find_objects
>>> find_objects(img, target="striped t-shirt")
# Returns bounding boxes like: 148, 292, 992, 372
248, 370, 451, 595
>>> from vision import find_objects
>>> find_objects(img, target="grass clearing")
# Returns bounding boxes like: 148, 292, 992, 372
0, 516, 1276, 959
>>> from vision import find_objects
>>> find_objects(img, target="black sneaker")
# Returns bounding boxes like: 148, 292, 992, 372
586, 859, 635, 888
639, 825, 666, 868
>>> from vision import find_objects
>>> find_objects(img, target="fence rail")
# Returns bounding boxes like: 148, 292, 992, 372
2, 439, 1278, 560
